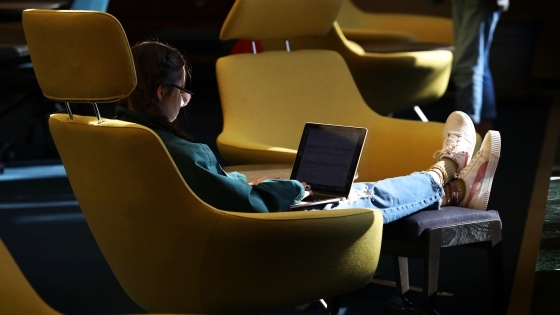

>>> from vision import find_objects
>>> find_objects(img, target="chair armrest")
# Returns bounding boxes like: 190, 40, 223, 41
264, 24, 453, 115
347, 49, 453, 114
340, 27, 418, 43
199, 208, 383, 313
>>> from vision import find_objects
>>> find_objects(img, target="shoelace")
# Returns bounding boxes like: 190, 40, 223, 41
458, 149, 483, 176
433, 131, 464, 160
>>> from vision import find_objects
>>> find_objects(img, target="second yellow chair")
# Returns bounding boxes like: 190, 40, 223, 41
217, 0, 448, 182
258, 0, 453, 116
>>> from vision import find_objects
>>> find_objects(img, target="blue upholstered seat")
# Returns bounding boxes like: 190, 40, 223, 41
383, 207, 502, 242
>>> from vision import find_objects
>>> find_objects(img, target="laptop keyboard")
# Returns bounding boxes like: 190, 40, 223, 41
304, 194, 338, 202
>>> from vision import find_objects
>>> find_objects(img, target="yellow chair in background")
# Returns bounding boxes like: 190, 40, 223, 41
1, 236, 211, 314
0, 238, 61, 315
259, 1, 453, 116
217, 0, 447, 182
337, 0, 453, 46
23, 8, 382, 314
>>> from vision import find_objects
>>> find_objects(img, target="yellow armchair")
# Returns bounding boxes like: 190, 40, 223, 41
258, 1, 453, 116
218, 0, 447, 182
23, 8, 383, 314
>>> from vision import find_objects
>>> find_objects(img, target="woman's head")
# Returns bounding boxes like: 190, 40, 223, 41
126, 41, 192, 123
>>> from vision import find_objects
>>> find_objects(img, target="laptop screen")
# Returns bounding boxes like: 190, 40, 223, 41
290, 123, 368, 197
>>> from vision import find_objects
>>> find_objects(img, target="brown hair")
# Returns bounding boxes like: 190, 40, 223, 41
122, 41, 193, 141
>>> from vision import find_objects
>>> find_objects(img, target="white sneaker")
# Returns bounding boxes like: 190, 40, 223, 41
458, 130, 501, 210
433, 111, 477, 170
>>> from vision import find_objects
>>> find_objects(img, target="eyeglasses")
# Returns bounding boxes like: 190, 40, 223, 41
170, 84, 194, 106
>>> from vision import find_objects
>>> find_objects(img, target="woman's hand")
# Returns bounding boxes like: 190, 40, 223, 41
300, 182, 314, 200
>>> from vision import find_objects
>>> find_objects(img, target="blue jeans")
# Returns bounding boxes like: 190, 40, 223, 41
323, 172, 444, 224
452, 0, 501, 124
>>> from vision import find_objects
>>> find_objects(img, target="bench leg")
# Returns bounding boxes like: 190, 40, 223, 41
394, 256, 410, 296
488, 241, 506, 314
424, 229, 442, 308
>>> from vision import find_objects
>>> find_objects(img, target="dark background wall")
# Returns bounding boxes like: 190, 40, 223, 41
106, 0, 560, 81
107, 0, 236, 66
105, 0, 558, 99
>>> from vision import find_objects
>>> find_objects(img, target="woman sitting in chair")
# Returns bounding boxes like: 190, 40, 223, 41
115, 41, 501, 224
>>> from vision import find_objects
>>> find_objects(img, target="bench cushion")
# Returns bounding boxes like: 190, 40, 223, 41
383, 206, 501, 242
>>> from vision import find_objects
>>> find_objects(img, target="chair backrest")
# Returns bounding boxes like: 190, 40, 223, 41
337, 0, 367, 29
47, 113, 227, 313
0, 238, 61, 315
220, 0, 342, 40
217, 0, 445, 181
23, 10, 135, 103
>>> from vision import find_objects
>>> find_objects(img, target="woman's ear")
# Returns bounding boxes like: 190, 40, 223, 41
156, 85, 165, 102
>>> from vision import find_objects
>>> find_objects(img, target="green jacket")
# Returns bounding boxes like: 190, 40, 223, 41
115, 106, 304, 213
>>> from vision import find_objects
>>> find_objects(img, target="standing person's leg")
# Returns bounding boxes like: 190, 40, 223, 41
479, 9, 502, 135
481, 65, 496, 120
451, 0, 489, 125
477, 65, 496, 136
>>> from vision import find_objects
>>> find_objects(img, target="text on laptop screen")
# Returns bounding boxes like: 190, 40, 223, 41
291, 124, 366, 194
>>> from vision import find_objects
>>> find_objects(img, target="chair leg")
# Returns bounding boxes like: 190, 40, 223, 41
423, 229, 442, 308
322, 296, 340, 315
393, 256, 410, 296
488, 242, 506, 314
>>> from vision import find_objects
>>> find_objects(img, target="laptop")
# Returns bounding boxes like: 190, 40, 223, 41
289, 122, 368, 209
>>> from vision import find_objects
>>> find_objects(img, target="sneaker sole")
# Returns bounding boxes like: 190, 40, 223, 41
474, 130, 501, 210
